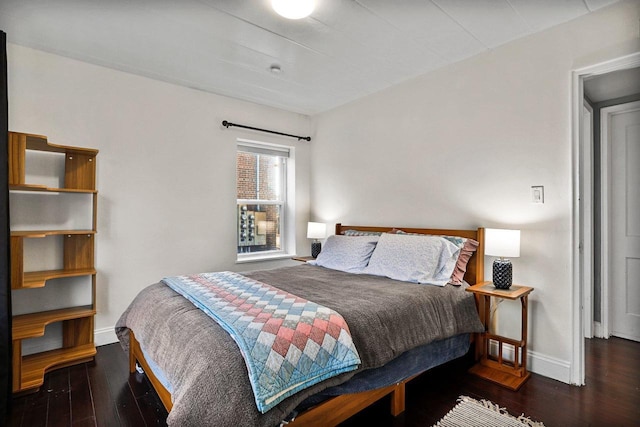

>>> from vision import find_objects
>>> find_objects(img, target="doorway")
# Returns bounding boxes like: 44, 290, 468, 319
572, 53, 640, 385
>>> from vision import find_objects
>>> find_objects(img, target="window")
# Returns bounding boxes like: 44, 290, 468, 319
236, 141, 291, 259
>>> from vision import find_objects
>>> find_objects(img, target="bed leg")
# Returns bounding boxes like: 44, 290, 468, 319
390, 381, 406, 416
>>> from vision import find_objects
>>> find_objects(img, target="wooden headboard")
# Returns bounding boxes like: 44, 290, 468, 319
335, 224, 485, 285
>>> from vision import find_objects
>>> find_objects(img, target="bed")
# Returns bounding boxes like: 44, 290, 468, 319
116, 224, 486, 426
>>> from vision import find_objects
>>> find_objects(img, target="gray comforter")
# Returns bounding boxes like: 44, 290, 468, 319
115, 264, 483, 427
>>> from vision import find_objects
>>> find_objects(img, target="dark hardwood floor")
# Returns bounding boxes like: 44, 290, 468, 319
5, 337, 639, 427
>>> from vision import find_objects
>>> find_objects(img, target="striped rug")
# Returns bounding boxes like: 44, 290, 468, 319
433, 395, 545, 427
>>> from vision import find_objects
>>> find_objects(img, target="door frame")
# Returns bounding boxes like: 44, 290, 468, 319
571, 52, 640, 385
601, 100, 640, 340
582, 99, 594, 339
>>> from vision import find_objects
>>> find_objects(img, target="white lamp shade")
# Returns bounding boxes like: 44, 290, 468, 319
307, 222, 326, 239
485, 228, 520, 258
271, 0, 315, 19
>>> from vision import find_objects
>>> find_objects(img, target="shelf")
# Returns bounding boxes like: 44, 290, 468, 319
12, 306, 96, 340
9, 132, 98, 191
19, 268, 97, 289
11, 132, 99, 155
19, 343, 96, 391
468, 363, 531, 391
10, 184, 97, 194
11, 233, 95, 289
11, 230, 96, 238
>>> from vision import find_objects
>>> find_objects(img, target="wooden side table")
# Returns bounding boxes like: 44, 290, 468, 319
291, 256, 316, 262
466, 281, 533, 390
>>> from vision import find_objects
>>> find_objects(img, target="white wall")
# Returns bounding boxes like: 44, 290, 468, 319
310, 0, 640, 383
8, 44, 313, 346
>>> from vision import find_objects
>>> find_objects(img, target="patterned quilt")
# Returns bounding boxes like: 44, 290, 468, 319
161, 271, 361, 413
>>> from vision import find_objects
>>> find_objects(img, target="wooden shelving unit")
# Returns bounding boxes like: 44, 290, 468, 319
9, 131, 98, 393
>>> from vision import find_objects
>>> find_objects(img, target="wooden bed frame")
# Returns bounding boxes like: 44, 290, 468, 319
128, 224, 485, 426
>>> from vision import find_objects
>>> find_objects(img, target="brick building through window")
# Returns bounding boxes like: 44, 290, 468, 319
236, 141, 288, 255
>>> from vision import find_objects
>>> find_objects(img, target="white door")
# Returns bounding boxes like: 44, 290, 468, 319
607, 101, 640, 342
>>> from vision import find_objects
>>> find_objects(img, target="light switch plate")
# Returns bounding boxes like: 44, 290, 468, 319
531, 186, 544, 203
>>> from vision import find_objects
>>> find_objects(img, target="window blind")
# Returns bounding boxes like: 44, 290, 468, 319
238, 142, 290, 158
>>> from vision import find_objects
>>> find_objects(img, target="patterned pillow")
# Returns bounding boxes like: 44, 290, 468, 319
307, 235, 379, 273
342, 229, 383, 237
363, 233, 460, 286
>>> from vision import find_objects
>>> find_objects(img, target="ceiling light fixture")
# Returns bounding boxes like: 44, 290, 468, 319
271, 0, 315, 20
270, 64, 282, 74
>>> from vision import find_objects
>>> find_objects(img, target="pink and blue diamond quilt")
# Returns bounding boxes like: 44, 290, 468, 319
162, 271, 361, 413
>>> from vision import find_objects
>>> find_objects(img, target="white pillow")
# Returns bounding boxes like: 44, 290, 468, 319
307, 235, 379, 273
363, 233, 460, 286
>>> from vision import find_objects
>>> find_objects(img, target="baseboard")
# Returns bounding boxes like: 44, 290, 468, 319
528, 349, 571, 383
95, 326, 119, 346
593, 321, 604, 338
488, 341, 571, 384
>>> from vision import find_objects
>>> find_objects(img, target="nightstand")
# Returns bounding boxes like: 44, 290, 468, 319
466, 281, 533, 390
291, 256, 316, 262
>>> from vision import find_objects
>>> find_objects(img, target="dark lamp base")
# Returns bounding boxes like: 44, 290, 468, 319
493, 259, 513, 289
311, 242, 322, 258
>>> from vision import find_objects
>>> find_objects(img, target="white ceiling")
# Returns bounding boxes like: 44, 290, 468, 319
0, 0, 622, 115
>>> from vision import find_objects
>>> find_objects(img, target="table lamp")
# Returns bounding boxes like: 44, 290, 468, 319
485, 228, 520, 289
307, 222, 326, 258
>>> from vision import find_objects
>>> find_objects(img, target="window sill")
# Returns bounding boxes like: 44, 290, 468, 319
236, 253, 295, 264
